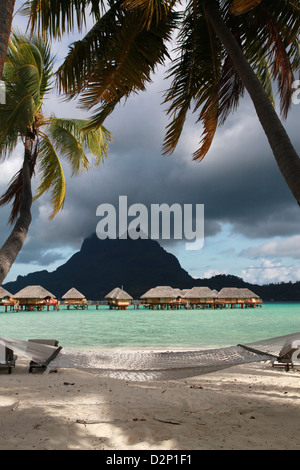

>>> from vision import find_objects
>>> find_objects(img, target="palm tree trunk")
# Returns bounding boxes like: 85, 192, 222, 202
204, 0, 300, 206
0, 136, 33, 284
0, 0, 15, 78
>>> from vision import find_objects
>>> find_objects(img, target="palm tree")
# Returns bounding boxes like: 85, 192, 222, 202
24, 0, 300, 205
0, 0, 15, 78
0, 33, 112, 284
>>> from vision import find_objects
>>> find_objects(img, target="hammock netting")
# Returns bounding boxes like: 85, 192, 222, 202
1, 332, 300, 381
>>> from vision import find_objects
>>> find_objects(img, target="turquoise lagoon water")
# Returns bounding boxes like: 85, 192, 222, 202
0, 302, 299, 350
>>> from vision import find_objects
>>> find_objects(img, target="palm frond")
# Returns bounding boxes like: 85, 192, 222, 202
122, 0, 178, 28
230, 0, 299, 117
163, 1, 223, 160
0, 140, 37, 223
217, 54, 245, 126
46, 117, 113, 173
82, 92, 125, 129
259, 4, 297, 118
57, 2, 178, 127
80, 122, 113, 165
46, 118, 90, 176
252, 54, 275, 107
0, 169, 24, 224
56, 4, 123, 98
35, 118, 112, 218
22, 0, 104, 39
0, 33, 54, 160
29, 35, 55, 99
230, 0, 262, 15
34, 132, 66, 219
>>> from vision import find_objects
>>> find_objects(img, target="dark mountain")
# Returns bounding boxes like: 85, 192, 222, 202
4, 234, 194, 299
3, 233, 300, 301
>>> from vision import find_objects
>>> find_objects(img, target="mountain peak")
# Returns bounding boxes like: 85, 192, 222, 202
4, 233, 193, 299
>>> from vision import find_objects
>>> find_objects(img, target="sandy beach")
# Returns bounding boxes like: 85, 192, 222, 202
0, 356, 300, 451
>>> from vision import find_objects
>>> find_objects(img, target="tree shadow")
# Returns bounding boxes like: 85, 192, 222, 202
1, 360, 300, 450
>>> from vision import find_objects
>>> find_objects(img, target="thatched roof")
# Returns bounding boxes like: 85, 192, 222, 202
183, 287, 217, 299
172, 288, 185, 298
61, 288, 86, 300
181, 289, 190, 295
140, 286, 180, 299
140, 288, 155, 299
0, 286, 12, 299
237, 288, 260, 299
217, 288, 260, 299
112, 289, 133, 300
105, 287, 133, 300
105, 287, 122, 299
13, 285, 56, 299
217, 288, 241, 299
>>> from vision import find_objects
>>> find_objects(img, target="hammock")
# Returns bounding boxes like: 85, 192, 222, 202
0, 332, 300, 381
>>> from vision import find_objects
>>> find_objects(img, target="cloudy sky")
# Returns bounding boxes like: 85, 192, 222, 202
1, 2, 299, 285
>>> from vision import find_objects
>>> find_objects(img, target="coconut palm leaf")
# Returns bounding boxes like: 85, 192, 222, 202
34, 132, 66, 219
245, 0, 300, 117
56, 4, 124, 99
163, 1, 235, 160
0, 33, 50, 158
0, 141, 37, 223
79, 122, 113, 164
46, 118, 91, 176
163, 1, 220, 157
35, 116, 112, 218
230, 0, 262, 15
23, 0, 104, 38
57, 1, 179, 127
46, 117, 112, 175
122, 0, 177, 28
29, 35, 55, 98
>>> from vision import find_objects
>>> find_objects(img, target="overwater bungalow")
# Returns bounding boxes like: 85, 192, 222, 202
215, 287, 261, 308
105, 288, 133, 310
13, 285, 57, 311
61, 288, 87, 309
237, 288, 262, 307
215, 287, 241, 308
0, 287, 17, 311
140, 286, 185, 309
183, 287, 217, 308
105, 287, 122, 301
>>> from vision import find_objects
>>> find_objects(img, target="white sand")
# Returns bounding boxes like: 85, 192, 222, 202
0, 357, 300, 450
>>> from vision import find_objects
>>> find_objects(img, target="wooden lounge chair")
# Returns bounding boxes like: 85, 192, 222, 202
28, 339, 62, 373
0, 344, 17, 374
272, 339, 300, 372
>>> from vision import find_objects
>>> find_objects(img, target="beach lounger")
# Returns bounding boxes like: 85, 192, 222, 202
0, 343, 17, 374
272, 339, 300, 372
28, 339, 62, 373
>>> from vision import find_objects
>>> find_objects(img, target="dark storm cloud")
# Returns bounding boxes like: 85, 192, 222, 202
10, 80, 298, 267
